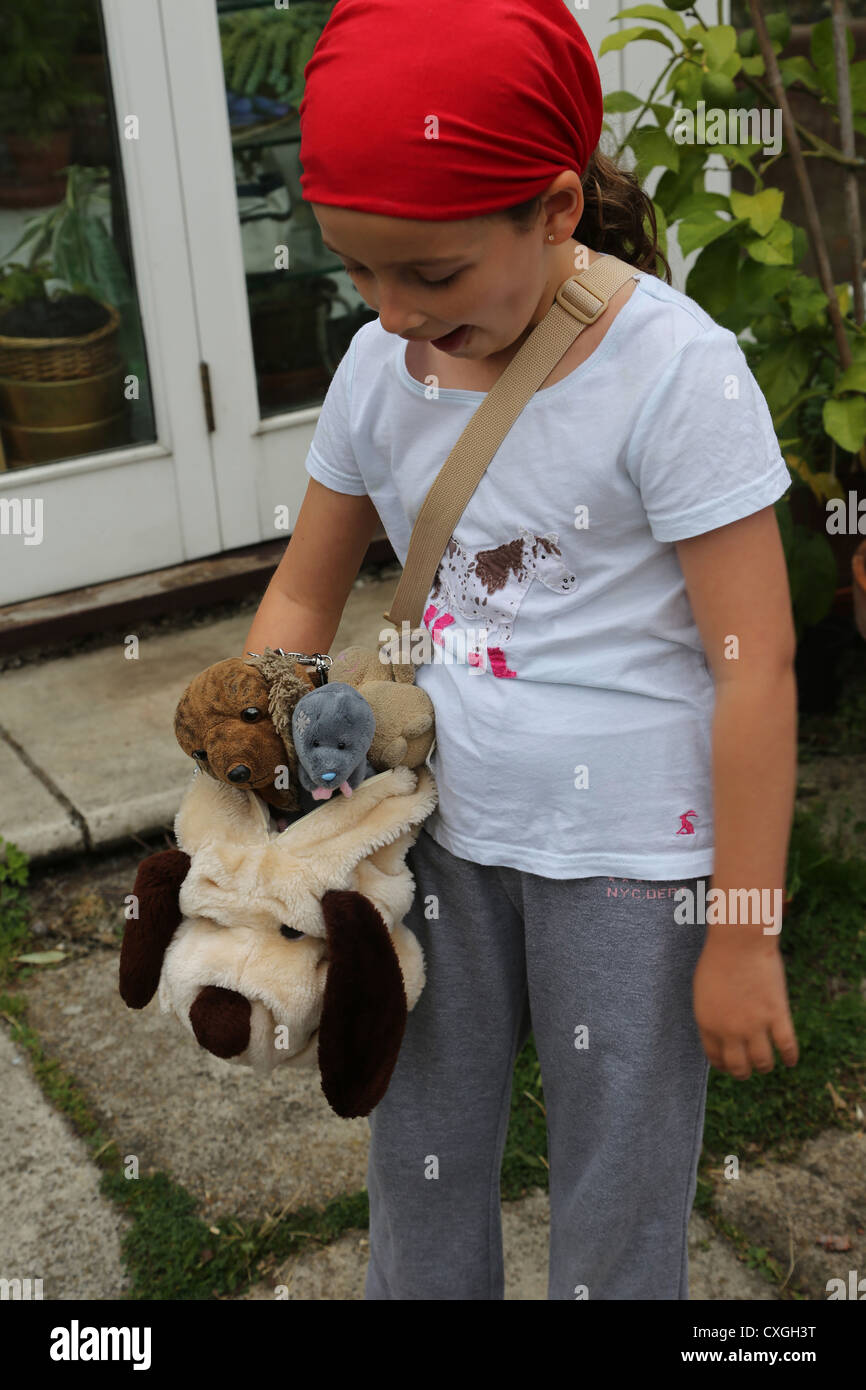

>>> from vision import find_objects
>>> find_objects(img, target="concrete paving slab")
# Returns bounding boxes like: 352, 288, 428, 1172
712, 1130, 866, 1300
0, 736, 83, 858
1, 573, 399, 860
0, 1022, 130, 1301
17, 952, 372, 1224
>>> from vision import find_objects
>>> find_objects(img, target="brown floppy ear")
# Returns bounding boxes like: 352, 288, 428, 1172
245, 648, 314, 781
317, 890, 407, 1119
120, 849, 191, 1008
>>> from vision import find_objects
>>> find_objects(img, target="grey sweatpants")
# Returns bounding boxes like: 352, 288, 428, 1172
364, 824, 711, 1301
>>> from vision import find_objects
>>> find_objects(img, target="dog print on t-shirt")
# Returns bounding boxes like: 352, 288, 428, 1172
423, 528, 577, 679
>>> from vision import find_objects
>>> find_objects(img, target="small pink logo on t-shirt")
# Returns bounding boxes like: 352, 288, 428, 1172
676, 809, 698, 835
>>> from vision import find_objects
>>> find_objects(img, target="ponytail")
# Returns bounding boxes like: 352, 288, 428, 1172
498, 145, 672, 283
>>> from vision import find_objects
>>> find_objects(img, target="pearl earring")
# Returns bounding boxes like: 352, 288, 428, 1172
548, 233, 555, 241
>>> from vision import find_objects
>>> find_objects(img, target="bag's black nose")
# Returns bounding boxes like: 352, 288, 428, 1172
228, 764, 251, 783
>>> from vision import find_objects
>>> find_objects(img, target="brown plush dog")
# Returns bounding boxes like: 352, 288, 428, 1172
174, 655, 315, 813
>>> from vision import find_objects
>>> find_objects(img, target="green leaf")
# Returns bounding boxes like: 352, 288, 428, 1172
675, 191, 732, 218
628, 125, 681, 177
686, 234, 742, 318
599, 26, 674, 56
603, 90, 643, 113
676, 211, 741, 257
849, 61, 866, 115
653, 158, 704, 220
701, 24, 738, 71
834, 363, 866, 395
783, 524, 838, 635
787, 274, 828, 331
753, 337, 813, 417
778, 55, 820, 92
650, 102, 675, 126
810, 16, 855, 101
823, 396, 866, 453
729, 188, 784, 237
741, 54, 765, 77
811, 16, 854, 74
667, 59, 703, 105
719, 52, 743, 79
745, 218, 794, 265
15, 951, 65, 965
615, 5, 687, 40
713, 143, 760, 175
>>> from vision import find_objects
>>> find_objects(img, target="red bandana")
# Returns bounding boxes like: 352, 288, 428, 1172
299, 0, 603, 220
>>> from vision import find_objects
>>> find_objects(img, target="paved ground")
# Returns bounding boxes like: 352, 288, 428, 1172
1, 569, 864, 1301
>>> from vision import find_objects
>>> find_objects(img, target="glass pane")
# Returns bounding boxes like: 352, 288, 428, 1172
0, 0, 155, 472
217, 0, 377, 417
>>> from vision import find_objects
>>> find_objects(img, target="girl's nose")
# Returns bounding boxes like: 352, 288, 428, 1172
375, 283, 426, 338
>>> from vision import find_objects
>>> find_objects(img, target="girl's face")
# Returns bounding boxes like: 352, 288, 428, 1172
311, 186, 584, 361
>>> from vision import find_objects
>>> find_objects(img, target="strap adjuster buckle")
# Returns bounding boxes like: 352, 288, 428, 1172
555, 277, 606, 326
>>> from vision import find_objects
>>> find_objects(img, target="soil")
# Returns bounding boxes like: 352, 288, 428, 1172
0, 294, 110, 340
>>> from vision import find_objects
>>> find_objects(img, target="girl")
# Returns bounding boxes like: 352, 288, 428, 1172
243, 0, 799, 1300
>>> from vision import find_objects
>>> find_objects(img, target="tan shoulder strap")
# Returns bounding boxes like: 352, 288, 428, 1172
382, 253, 639, 634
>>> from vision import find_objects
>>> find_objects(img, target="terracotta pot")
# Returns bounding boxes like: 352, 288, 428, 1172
853, 538, 866, 641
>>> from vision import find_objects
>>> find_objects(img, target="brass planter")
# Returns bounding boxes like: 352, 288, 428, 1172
0, 362, 127, 427
1, 411, 127, 467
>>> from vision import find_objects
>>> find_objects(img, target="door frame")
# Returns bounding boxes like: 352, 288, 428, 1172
1, 0, 221, 604
160, 0, 339, 553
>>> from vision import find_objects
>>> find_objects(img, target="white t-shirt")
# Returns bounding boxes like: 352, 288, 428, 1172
304, 268, 791, 880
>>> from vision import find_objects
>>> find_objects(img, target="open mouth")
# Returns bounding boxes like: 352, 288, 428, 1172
430, 324, 471, 352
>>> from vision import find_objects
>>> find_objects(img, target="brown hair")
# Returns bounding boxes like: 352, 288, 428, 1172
498, 147, 672, 283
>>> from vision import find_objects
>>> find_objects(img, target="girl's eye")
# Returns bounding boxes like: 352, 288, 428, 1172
423, 271, 461, 287
345, 265, 461, 288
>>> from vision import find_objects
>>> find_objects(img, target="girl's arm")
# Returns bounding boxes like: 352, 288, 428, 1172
675, 504, 800, 1080
242, 477, 383, 658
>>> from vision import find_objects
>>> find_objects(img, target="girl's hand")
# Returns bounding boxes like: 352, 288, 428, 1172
693, 937, 799, 1079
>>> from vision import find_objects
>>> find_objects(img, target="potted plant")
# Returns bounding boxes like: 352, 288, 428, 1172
0, 0, 100, 208
0, 164, 143, 467
220, 2, 335, 131
0, 261, 124, 467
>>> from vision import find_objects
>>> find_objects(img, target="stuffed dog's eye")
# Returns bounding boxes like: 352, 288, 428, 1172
193, 749, 208, 761
280, 924, 304, 940
337, 741, 345, 750
241, 707, 260, 723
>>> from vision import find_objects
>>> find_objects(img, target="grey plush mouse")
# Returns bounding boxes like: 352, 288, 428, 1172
292, 681, 378, 803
